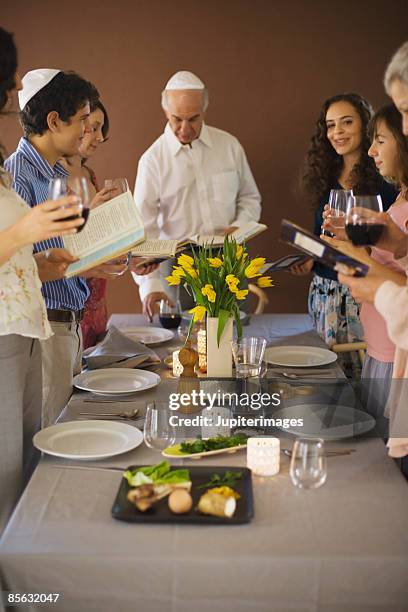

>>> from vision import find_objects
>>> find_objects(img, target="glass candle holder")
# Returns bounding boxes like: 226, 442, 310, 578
247, 437, 280, 476
197, 328, 207, 373
172, 350, 183, 377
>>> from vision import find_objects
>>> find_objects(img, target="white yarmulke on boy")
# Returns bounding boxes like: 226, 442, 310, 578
18, 69, 61, 110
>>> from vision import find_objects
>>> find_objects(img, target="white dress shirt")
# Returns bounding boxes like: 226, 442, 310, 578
133, 122, 261, 300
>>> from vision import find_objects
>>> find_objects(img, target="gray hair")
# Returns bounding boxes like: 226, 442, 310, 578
384, 41, 408, 94
161, 88, 209, 112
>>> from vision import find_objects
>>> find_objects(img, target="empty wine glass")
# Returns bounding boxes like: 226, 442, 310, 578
289, 438, 327, 489
159, 299, 182, 329
104, 178, 129, 197
327, 189, 351, 228
143, 402, 176, 451
104, 252, 131, 276
345, 194, 385, 246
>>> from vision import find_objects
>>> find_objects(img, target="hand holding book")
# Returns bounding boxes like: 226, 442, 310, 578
280, 219, 370, 277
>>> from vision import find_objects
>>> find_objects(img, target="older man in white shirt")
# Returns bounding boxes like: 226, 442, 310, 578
132, 70, 261, 319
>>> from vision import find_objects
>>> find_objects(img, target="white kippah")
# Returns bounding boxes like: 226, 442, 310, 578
164, 71, 205, 91
18, 69, 61, 110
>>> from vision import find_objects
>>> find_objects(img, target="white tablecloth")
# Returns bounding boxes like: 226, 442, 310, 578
1, 315, 407, 612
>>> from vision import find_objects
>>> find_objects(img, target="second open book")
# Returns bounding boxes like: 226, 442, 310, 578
130, 221, 268, 260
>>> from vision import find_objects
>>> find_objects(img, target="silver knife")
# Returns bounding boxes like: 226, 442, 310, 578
51, 464, 126, 472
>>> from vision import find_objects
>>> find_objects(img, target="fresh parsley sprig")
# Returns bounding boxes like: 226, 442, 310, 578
197, 471, 243, 490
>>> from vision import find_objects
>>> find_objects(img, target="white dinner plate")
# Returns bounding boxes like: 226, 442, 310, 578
264, 346, 337, 367
33, 420, 143, 460
73, 368, 161, 395
120, 326, 174, 345
273, 403, 375, 440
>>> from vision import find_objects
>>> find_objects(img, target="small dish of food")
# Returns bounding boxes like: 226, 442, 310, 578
111, 461, 254, 524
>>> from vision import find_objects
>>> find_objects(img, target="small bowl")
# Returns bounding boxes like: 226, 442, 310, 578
164, 355, 174, 369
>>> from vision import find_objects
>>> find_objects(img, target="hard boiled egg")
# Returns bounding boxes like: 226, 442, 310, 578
168, 489, 193, 514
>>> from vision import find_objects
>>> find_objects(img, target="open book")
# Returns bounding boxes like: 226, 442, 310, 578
64, 190, 145, 277
260, 253, 311, 274
131, 221, 267, 261
280, 219, 369, 277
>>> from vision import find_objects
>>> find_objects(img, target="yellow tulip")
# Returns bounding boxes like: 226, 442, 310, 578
226, 274, 239, 288
235, 289, 249, 300
208, 257, 223, 268
185, 266, 198, 279
257, 276, 273, 288
202, 284, 216, 303
250, 257, 266, 268
236, 245, 246, 260
189, 305, 207, 322
172, 266, 186, 278
178, 253, 194, 269
166, 274, 181, 286
244, 265, 261, 279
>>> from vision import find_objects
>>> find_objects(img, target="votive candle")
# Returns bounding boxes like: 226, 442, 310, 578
172, 350, 183, 377
247, 437, 280, 476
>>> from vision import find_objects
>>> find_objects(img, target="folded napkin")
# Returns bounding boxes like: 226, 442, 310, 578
82, 325, 160, 370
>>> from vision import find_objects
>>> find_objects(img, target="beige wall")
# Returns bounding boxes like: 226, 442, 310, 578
2, 0, 407, 315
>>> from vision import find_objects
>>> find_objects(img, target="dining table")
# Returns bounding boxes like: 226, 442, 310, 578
1, 313, 408, 612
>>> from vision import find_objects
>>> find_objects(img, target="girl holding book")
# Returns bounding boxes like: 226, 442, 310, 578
352, 104, 408, 414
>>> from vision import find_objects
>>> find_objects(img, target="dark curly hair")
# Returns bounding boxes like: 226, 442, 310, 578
0, 27, 18, 166
369, 104, 408, 197
20, 71, 99, 136
301, 93, 382, 207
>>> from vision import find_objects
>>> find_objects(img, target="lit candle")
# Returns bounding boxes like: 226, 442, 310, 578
247, 437, 280, 476
172, 350, 184, 377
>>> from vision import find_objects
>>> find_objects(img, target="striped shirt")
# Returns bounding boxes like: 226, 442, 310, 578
4, 137, 89, 311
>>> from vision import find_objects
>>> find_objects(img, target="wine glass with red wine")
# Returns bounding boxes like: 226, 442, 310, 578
159, 299, 182, 329
48, 177, 91, 233
345, 194, 384, 246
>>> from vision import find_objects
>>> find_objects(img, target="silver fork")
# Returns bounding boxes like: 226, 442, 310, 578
83, 397, 137, 404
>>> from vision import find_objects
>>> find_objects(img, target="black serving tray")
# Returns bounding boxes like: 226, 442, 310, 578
112, 466, 254, 525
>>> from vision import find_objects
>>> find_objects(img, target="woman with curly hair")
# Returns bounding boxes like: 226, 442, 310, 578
292, 93, 397, 375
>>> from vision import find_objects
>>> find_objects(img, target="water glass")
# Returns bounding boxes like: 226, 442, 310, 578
327, 189, 351, 228
143, 402, 176, 451
231, 337, 267, 378
289, 438, 327, 489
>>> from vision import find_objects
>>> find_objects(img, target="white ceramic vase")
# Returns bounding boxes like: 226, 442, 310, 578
206, 316, 233, 378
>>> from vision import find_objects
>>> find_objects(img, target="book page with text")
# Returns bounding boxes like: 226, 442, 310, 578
63, 191, 144, 258
131, 238, 180, 257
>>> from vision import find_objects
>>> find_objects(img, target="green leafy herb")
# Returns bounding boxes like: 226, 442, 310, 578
180, 433, 248, 454
198, 471, 243, 490
124, 460, 190, 487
